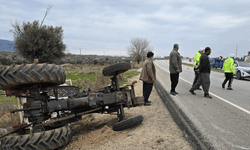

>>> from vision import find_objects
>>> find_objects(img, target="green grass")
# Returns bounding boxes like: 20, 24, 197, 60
182, 62, 193, 67
122, 71, 140, 78
120, 71, 141, 86
99, 66, 106, 69
182, 63, 224, 73
65, 70, 99, 73
66, 72, 97, 81
0, 90, 17, 105
211, 67, 224, 72
65, 70, 87, 72
67, 70, 140, 87
120, 81, 131, 86
66, 71, 98, 86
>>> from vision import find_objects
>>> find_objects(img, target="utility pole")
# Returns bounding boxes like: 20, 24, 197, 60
79, 48, 81, 55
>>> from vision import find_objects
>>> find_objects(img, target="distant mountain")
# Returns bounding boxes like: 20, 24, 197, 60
0, 39, 15, 52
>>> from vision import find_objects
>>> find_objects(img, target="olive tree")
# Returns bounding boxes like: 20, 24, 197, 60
127, 37, 153, 64
10, 20, 66, 63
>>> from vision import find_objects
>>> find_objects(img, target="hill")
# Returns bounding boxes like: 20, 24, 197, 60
0, 39, 15, 52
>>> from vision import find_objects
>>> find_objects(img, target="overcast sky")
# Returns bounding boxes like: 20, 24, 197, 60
1, 0, 250, 58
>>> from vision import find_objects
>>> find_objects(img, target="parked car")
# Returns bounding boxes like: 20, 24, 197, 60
235, 61, 250, 79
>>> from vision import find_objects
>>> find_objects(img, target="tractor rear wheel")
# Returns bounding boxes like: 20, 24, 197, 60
0, 63, 66, 90
0, 125, 72, 150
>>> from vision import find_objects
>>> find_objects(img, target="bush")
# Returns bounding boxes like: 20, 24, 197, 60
0, 57, 12, 65
11, 20, 66, 63
0, 51, 136, 66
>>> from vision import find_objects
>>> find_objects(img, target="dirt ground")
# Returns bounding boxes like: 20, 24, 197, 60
60, 74, 193, 150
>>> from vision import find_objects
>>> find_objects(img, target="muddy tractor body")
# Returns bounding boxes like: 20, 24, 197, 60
0, 63, 144, 150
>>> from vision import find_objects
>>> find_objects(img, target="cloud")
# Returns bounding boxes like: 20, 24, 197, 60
201, 14, 249, 29
2, 0, 250, 58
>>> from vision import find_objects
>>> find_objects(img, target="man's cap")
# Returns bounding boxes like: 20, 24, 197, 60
230, 54, 235, 58
147, 51, 154, 58
199, 47, 204, 52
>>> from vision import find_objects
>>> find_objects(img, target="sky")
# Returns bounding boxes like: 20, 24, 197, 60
1, 0, 250, 58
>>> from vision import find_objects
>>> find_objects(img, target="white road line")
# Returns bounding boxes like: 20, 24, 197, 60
155, 61, 250, 115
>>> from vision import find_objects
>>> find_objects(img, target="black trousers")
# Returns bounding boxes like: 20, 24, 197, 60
143, 82, 153, 103
170, 73, 179, 92
222, 73, 233, 88
192, 69, 200, 88
191, 73, 210, 95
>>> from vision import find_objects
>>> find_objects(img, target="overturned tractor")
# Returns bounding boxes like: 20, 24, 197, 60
0, 63, 144, 150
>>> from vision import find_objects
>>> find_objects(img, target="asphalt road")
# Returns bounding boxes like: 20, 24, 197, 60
154, 60, 250, 150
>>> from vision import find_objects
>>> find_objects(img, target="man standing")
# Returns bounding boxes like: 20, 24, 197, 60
139, 51, 156, 106
192, 47, 204, 90
169, 44, 182, 96
222, 54, 235, 90
189, 47, 212, 98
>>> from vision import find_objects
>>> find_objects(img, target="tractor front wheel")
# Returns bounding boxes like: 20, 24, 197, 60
113, 115, 143, 131
102, 63, 131, 76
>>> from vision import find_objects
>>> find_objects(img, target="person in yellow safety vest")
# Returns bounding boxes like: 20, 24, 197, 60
222, 54, 236, 90
191, 47, 204, 90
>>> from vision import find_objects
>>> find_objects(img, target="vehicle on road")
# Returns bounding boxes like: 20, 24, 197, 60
209, 57, 224, 69
0, 63, 144, 150
235, 61, 250, 79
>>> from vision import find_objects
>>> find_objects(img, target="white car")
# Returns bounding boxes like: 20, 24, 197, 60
235, 61, 250, 79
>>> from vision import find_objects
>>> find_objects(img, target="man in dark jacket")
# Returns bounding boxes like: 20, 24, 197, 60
169, 44, 182, 96
189, 47, 212, 98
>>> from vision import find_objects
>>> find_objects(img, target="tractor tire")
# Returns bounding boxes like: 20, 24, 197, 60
113, 115, 143, 131
0, 125, 72, 150
0, 63, 66, 90
102, 63, 131, 76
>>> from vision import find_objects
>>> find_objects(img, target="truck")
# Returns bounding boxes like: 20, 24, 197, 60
209, 57, 224, 69
0, 62, 145, 150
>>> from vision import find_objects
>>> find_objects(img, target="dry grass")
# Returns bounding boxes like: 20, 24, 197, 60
131, 62, 143, 69
62, 62, 142, 71
62, 64, 109, 71
0, 101, 19, 136
77, 70, 127, 90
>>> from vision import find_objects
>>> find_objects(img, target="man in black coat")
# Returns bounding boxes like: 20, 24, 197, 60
189, 47, 212, 98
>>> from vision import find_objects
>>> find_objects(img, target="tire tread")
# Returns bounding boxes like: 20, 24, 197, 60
102, 63, 131, 76
113, 115, 143, 131
0, 64, 66, 90
0, 126, 71, 150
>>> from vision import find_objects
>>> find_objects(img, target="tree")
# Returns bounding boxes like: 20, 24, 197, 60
127, 37, 153, 64
10, 20, 66, 63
